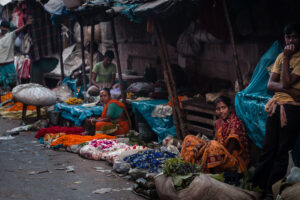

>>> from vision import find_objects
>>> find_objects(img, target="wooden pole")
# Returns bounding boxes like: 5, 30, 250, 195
223, 0, 243, 91
79, 18, 87, 92
89, 23, 95, 86
153, 20, 185, 140
156, 21, 186, 139
110, 18, 126, 104
58, 26, 65, 81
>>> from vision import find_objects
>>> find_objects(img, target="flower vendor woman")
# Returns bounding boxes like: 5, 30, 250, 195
90, 88, 130, 136
180, 96, 249, 173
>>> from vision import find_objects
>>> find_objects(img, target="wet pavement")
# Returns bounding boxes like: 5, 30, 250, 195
0, 118, 143, 200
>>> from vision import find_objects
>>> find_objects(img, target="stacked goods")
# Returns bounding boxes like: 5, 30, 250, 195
123, 149, 176, 173
1, 92, 12, 103
80, 139, 147, 164
65, 97, 83, 105
5, 102, 36, 111
35, 126, 85, 138
96, 124, 119, 135
50, 134, 116, 148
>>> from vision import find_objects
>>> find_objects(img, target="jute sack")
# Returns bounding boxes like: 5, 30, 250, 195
155, 173, 260, 200
273, 178, 300, 200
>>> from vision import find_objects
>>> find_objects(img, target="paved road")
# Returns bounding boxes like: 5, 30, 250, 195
0, 118, 143, 200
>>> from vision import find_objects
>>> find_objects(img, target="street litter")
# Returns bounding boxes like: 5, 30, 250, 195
28, 170, 50, 175
0, 135, 15, 140
96, 169, 112, 173
92, 187, 132, 194
66, 166, 75, 172
5, 120, 47, 135
55, 166, 75, 172
93, 166, 103, 170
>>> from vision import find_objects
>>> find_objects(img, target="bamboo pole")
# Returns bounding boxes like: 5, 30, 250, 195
110, 18, 126, 104
79, 19, 87, 91
223, 0, 243, 91
155, 21, 186, 139
58, 26, 65, 81
153, 20, 185, 140
89, 23, 95, 86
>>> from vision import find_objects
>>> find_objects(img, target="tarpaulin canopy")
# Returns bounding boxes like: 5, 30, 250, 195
39, 0, 198, 24
43, 0, 65, 15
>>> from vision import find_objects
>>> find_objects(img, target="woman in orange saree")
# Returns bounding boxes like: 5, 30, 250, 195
90, 88, 130, 136
180, 96, 249, 173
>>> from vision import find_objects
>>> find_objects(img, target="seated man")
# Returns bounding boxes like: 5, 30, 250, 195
69, 42, 104, 79
87, 50, 116, 96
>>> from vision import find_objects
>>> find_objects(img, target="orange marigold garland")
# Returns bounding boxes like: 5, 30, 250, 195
50, 134, 116, 147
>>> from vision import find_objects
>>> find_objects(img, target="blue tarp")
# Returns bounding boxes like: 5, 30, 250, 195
235, 41, 282, 148
62, 76, 87, 99
131, 100, 176, 142
55, 103, 103, 126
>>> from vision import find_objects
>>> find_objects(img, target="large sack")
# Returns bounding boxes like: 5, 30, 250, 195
12, 83, 57, 106
127, 82, 153, 95
273, 178, 300, 200
73, 22, 101, 44
52, 84, 73, 102
155, 173, 260, 200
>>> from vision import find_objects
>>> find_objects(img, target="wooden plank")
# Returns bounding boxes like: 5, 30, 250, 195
181, 99, 215, 110
183, 105, 216, 116
186, 114, 215, 126
187, 124, 214, 137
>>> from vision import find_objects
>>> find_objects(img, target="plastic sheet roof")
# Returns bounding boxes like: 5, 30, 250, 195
39, 0, 197, 23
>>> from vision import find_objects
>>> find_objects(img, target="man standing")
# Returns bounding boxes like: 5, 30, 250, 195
253, 23, 300, 200
87, 50, 116, 96
0, 16, 32, 90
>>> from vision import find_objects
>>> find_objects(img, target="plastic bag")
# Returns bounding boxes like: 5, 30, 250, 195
287, 167, 300, 183
12, 83, 57, 106
113, 160, 131, 174
127, 82, 153, 94
52, 84, 73, 102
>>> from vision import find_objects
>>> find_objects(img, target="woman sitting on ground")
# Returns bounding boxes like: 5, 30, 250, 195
180, 96, 249, 173
90, 88, 130, 136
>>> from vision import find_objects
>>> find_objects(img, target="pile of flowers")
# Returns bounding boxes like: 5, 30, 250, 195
65, 97, 83, 105
90, 139, 117, 149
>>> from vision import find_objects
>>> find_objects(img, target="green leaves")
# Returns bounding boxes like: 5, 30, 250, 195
163, 158, 201, 190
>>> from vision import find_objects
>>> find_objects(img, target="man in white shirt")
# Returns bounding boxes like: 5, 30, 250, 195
0, 16, 32, 90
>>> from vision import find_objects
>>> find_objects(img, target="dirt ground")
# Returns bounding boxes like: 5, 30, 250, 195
0, 118, 143, 200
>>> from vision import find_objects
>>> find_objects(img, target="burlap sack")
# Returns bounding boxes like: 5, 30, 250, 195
155, 173, 260, 200
273, 178, 300, 200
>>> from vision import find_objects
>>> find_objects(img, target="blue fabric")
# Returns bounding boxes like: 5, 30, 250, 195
0, 62, 17, 87
131, 100, 176, 142
54, 103, 103, 126
123, 149, 176, 173
62, 76, 86, 99
235, 41, 282, 148
114, 2, 142, 23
